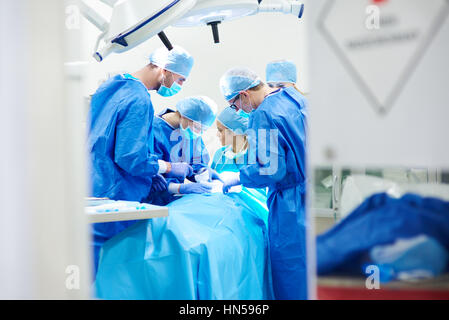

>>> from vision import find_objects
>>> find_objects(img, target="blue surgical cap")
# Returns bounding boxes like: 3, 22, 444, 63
266, 60, 297, 84
217, 107, 249, 134
176, 96, 217, 128
219, 67, 261, 101
149, 45, 194, 78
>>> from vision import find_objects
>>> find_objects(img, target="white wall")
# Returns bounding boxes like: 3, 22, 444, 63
0, 0, 90, 299
80, 0, 309, 158
0, 0, 34, 299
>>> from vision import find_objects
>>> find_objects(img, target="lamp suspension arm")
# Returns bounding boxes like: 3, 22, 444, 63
258, 1, 305, 19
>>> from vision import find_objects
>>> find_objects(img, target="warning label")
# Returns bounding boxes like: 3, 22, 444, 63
319, 0, 449, 114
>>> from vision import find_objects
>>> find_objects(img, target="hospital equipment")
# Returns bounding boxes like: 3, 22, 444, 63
85, 199, 168, 223
339, 174, 449, 220
80, 0, 305, 61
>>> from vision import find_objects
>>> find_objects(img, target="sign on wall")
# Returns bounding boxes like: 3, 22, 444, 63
309, 0, 449, 168
319, 0, 449, 115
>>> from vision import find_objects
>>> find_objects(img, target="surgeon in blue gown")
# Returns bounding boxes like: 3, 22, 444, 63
219, 67, 309, 300
93, 106, 273, 300
212, 106, 268, 202
147, 96, 221, 205
87, 45, 195, 276
212, 107, 249, 173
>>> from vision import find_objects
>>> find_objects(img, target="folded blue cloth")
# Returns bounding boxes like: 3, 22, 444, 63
369, 235, 449, 283
317, 193, 449, 276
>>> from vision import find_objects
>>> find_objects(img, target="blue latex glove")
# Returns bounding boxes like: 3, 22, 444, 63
151, 174, 168, 193
194, 167, 223, 183
166, 162, 194, 179
207, 167, 223, 183
179, 183, 212, 194
222, 174, 241, 194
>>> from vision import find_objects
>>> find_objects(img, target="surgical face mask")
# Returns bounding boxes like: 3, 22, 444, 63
238, 94, 254, 115
237, 109, 250, 118
180, 123, 201, 140
239, 107, 254, 116
157, 73, 182, 97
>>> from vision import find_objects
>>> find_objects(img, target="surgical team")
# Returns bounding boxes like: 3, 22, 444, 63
88, 45, 308, 300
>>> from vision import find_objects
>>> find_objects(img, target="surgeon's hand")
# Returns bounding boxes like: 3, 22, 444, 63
166, 162, 194, 180
151, 174, 168, 193
207, 167, 223, 183
179, 183, 212, 194
222, 173, 241, 194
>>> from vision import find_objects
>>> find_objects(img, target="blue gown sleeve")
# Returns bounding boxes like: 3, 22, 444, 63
114, 98, 160, 178
240, 110, 287, 189
192, 138, 210, 174
210, 147, 225, 171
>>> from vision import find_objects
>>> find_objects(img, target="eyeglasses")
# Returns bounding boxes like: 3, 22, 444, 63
268, 82, 285, 89
229, 95, 240, 111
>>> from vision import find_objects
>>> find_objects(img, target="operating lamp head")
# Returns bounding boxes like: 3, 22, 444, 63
80, 0, 305, 62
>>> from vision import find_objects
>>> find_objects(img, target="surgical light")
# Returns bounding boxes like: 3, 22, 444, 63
80, 0, 305, 62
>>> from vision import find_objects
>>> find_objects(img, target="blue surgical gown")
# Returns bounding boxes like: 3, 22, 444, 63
87, 74, 160, 276
211, 145, 248, 173
240, 87, 308, 300
146, 108, 210, 205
